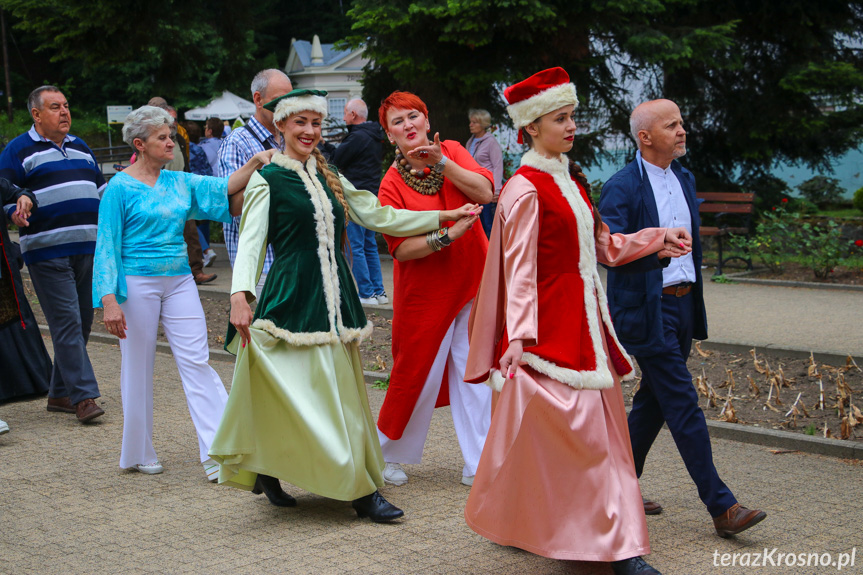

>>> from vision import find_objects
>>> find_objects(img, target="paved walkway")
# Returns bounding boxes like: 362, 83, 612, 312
2, 243, 863, 573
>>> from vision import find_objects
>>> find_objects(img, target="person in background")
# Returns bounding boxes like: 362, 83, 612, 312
0, 85, 105, 423
199, 118, 224, 175
332, 98, 388, 305
94, 105, 272, 479
465, 108, 504, 238
0, 177, 52, 404
183, 121, 218, 268
217, 69, 292, 298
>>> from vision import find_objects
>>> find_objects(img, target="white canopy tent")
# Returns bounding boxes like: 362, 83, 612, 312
184, 90, 256, 121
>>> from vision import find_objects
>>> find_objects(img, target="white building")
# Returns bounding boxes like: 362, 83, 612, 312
284, 35, 369, 122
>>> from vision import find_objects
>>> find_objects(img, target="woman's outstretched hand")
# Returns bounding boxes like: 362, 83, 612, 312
500, 339, 526, 380
252, 149, 277, 168
447, 211, 480, 241
658, 227, 693, 259
440, 203, 482, 224
406, 132, 443, 165
230, 292, 255, 348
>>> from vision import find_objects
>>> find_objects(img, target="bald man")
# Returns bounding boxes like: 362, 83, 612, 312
598, 99, 766, 539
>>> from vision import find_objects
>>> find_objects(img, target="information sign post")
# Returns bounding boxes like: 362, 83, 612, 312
106, 105, 132, 148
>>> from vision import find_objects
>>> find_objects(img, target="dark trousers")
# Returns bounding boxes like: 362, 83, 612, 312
630, 292, 737, 517
479, 201, 497, 238
184, 220, 204, 276
27, 254, 100, 404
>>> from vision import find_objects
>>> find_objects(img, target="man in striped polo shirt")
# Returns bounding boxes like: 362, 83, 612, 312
0, 86, 105, 423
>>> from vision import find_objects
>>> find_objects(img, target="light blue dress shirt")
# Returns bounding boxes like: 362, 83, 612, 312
93, 170, 230, 306
641, 155, 697, 287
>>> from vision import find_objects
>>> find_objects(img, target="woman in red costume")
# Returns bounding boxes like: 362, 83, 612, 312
376, 91, 493, 487
464, 68, 692, 575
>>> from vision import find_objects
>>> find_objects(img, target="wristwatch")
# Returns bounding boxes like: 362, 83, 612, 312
433, 155, 448, 173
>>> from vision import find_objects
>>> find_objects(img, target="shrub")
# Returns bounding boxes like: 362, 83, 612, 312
853, 187, 863, 213
796, 176, 844, 206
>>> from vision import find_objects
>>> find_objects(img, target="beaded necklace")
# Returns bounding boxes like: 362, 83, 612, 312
394, 147, 444, 195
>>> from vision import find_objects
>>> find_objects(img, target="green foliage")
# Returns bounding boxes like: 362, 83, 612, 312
853, 187, 863, 213
0, 108, 109, 148
0, 0, 352, 113
347, 0, 863, 181
804, 423, 817, 436
796, 176, 844, 207
740, 173, 789, 213
731, 205, 861, 279
372, 377, 390, 391
711, 274, 735, 284
795, 218, 845, 279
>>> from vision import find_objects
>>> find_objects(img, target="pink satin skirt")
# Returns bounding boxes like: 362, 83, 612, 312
464, 353, 649, 561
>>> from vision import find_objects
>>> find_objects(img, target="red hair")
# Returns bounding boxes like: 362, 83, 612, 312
378, 91, 429, 130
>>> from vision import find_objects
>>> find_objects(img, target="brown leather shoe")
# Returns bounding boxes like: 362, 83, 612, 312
643, 497, 663, 515
194, 272, 217, 285
75, 398, 105, 423
47, 396, 76, 413
713, 503, 766, 538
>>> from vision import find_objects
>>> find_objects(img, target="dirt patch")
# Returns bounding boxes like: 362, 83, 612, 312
621, 345, 863, 443
731, 262, 863, 285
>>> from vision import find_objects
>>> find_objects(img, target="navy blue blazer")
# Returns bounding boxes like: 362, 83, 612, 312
597, 153, 708, 357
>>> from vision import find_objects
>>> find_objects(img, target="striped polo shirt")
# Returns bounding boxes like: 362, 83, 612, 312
0, 126, 105, 264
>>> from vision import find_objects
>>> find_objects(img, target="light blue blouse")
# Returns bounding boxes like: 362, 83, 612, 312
93, 170, 230, 306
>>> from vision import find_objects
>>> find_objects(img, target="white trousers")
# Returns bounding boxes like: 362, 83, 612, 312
378, 302, 491, 477
118, 275, 228, 469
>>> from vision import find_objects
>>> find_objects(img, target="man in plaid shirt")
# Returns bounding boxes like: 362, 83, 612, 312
217, 69, 292, 294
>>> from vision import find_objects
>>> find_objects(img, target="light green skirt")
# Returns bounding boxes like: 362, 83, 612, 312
209, 327, 385, 501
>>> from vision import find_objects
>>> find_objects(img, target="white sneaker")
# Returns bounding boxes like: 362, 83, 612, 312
359, 296, 378, 305
203, 458, 219, 482
203, 249, 217, 268
0, 419, 8, 435
375, 293, 389, 305
134, 462, 164, 475
461, 475, 475, 486
383, 462, 408, 486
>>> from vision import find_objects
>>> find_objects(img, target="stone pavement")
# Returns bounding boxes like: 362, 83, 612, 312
3, 243, 863, 573
2, 342, 861, 574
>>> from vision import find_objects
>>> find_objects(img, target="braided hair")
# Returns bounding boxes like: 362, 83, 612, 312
568, 160, 603, 241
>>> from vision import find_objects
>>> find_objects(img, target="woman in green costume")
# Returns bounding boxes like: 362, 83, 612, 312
208, 89, 481, 522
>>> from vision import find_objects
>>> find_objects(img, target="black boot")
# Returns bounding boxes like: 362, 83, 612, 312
611, 556, 662, 575
351, 491, 404, 522
252, 474, 297, 507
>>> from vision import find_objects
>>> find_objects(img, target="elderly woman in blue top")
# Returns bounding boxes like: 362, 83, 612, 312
94, 105, 275, 478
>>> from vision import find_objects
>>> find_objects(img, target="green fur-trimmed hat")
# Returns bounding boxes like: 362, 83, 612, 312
264, 89, 329, 123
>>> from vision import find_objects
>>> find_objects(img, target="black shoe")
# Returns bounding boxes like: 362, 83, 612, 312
252, 474, 297, 507
611, 556, 662, 575
351, 490, 404, 522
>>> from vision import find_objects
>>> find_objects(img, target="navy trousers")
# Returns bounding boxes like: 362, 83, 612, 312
27, 254, 100, 404
630, 292, 737, 517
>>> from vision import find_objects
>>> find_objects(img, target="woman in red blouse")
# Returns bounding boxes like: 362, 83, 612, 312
375, 91, 493, 488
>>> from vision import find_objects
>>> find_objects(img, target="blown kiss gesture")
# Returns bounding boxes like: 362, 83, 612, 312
406, 132, 444, 165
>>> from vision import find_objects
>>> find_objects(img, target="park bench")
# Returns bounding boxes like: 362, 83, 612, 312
697, 192, 755, 276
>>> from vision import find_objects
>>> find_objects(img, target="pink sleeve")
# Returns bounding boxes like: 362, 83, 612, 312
595, 222, 667, 266
501, 184, 540, 346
